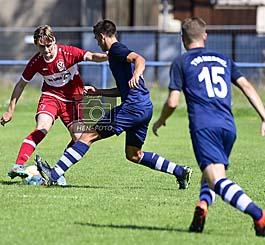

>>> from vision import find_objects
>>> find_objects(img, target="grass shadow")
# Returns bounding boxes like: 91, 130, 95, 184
56, 184, 145, 190
0, 180, 22, 185
75, 222, 188, 233
0, 181, 180, 191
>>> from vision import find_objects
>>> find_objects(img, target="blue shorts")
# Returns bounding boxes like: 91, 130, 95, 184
191, 127, 236, 171
95, 104, 153, 148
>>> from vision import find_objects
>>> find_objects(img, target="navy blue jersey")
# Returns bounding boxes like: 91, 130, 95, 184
108, 42, 152, 108
169, 47, 243, 133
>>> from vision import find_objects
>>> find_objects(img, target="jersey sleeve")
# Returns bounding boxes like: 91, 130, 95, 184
231, 60, 243, 83
111, 43, 131, 62
68, 46, 88, 63
168, 56, 184, 91
21, 58, 38, 82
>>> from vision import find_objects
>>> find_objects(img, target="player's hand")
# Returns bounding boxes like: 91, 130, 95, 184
84, 86, 100, 96
261, 120, 265, 136
128, 76, 139, 89
152, 119, 166, 137
1, 112, 12, 126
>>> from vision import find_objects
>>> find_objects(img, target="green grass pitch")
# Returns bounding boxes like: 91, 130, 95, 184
0, 85, 265, 245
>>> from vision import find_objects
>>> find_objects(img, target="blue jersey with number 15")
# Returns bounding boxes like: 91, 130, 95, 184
169, 47, 243, 134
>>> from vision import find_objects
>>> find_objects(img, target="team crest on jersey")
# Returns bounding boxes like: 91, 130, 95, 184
56, 60, 66, 72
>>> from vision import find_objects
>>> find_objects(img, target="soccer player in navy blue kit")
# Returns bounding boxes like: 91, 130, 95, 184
153, 17, 265, 236
36, 19, 192, 189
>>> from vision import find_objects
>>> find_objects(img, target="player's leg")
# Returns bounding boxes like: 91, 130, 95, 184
192, 165, 265, 236
36, 100, 89, 183
119, 104, 192, 189
125, 130, 192, 189
63, 100, 85, 151
189, 176, 217, 232
199, 178, 217, 207
189, 128, 265, 236
36, 105, 117, 184
189, 127, 230, 232
8, 113, 53, 179
35, 122, 84, 186
205, 163, 265, 236
36, 129, 101, 184
54, 118, 103, 180
8, 94, 58, 179
64, 125, 83, 151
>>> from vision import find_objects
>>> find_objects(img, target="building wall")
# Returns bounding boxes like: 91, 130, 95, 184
173, 0, 257, 25
0, 0, 159, 60
105, 0, 159, 26
0, 0, 82, 27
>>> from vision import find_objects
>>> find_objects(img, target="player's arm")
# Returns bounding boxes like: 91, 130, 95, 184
152, 89, 180, 136
234, 76, 265, 136
126, 52, 145, 89
1, 78, 28, 126
84, 86, 120, 97
84, 51, 108, 62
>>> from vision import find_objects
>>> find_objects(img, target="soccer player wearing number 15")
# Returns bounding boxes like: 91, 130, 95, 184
153, 17, 265, 236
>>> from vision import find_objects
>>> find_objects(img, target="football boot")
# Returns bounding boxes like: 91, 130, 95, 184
189, 201, 208, 233
8, 164, 29, 179
176, 166, 193, 189
254, 210, 265, 237
35, 155, 67, 186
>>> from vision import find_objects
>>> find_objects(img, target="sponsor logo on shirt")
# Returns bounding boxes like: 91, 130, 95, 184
43, 64, 79, 87
56, 59, 66, 72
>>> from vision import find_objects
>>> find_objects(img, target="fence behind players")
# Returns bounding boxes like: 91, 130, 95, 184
0, 25, 264, 88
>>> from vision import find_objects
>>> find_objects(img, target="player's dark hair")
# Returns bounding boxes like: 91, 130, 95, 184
93, 19, 117, 38
33, 25, 55, 45
181, 17, 206, 44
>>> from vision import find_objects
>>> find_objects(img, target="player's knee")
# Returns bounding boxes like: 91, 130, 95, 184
36, 114, 54, 132
71, 132, 82, 142
35, 128, 48, 135
126, 151, 142, 163
80, 131, 100, 145
126, 154, 138, 163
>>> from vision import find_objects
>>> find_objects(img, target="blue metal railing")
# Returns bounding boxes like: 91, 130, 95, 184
0, 60, 265, 88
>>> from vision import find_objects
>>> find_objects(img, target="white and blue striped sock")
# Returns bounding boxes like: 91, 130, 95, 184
51, 141, 89, 180
214, 178, 262, 220
139, 151, 184, 177
200, 182, 217, 206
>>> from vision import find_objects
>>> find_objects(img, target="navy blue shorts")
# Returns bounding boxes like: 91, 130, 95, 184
191, 127, 236, 171
95, 104, 153, 148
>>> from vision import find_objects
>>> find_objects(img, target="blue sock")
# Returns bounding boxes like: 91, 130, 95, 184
200, 182, 216, 206
139, 151, 184, 177
51, 141, 89, 180
214, 178, 262, 220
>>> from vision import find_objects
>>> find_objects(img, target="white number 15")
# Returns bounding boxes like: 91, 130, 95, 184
198, 66, 228, 98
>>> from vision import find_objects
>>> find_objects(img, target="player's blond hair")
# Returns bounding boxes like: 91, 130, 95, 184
33, 25, 55, 45
181, 17, 206, 45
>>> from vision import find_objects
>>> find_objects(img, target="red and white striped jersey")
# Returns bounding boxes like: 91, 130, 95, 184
22, 44, 88, 101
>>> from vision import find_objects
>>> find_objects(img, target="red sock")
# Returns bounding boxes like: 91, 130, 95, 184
16, 129, 46, 165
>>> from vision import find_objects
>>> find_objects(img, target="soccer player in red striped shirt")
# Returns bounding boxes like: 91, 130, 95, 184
1, 25, 108, 184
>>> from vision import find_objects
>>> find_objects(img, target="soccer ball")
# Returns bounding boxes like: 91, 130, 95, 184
23, 165, 45, 186
26, 165, 40, 176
